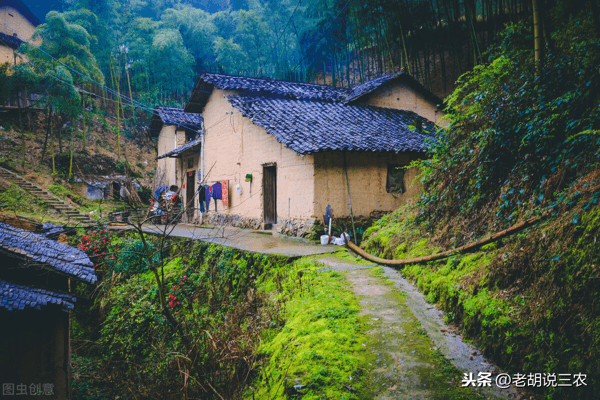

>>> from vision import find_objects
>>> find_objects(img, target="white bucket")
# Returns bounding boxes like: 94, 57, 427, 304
320, 235, 329, 245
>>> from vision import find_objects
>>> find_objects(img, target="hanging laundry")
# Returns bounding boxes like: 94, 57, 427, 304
205, 185, 213, 211
211, 182, 222, 212
198, 185, 206, 213
221, 180, 229, 207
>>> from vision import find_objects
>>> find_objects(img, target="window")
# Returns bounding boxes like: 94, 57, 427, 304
386, 164, 405, 194
187, 158, 194, 169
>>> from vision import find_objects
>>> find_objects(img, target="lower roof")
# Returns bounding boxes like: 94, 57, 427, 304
227, 95, 437, 154
0, 280, 76, 313
0, 222, 96, 283
156, 138, 201, 160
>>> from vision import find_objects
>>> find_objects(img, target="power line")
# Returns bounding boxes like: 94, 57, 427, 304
0, 16, 207, 135
275, 0, 302, 44
291, 0, 351, 73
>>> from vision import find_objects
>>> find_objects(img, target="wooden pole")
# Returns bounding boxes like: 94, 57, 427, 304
343, 151, 358, 243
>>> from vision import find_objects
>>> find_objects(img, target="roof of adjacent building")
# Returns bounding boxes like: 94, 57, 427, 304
185, 72, 351, 113
157, 137, 201, 159
0, 279, 76, 312
343, 70, 443, 106
227, 95, 436, 154
0, 0, 42, 27
149, 106, 203, 137
0, 222, 96, 283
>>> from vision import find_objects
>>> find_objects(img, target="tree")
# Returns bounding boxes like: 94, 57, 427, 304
20, 10, 104, 177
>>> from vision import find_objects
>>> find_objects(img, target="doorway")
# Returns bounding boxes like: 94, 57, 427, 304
112, 182, 121, 201
263, 165, 277, 228
186, 171, 195, 220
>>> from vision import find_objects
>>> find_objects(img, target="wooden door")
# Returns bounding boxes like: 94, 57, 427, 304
263, 166, 277, 226
186, 171, 195, 220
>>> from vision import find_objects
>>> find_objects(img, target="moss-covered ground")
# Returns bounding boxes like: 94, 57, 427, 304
361, 205, 600, 400
246, 256, 372, 399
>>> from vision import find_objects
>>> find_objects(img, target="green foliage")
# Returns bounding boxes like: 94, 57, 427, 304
246, 257, 371, 399
109, 238, 158, 276
72, 239, 288, 400
360, 13, 600, 399
0, 183, 48, 214
48, 183, 94, 208
414, 20, 600, 244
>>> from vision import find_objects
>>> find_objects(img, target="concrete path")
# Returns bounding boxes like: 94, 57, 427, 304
314, 254, 526, 400
110, 223, 339, 257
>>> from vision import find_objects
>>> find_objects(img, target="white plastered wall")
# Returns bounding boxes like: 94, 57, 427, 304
201, 88, 316, 223
0, 6, 37, 64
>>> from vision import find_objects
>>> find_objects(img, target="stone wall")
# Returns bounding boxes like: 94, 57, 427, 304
202, 212, 262, 230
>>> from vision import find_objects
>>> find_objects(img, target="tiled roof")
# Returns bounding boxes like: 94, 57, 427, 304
185, 72, 351, 113
227, 95, 436, 154
0, 0, 42, 27
149, 106, 203, 137
343, 70, 443, 106
156, 137, 202, 159
0, 280, 76, 312
0, 222, 96, 283
200, 73, 350, 101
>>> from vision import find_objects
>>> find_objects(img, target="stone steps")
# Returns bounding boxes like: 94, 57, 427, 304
0, 168, 92, 225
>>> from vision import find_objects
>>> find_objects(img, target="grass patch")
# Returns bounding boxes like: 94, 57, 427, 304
247, 258, 371, 399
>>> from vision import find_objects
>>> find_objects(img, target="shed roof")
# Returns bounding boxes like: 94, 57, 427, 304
343, 70, 444, 106
227, 95, 436, 154
0, 0, 41, 27
157, 137, 201, 159
149, 106, 203, 137
0, 280, 76, 312
0, 222, 96, 283
185, 72, 351, 113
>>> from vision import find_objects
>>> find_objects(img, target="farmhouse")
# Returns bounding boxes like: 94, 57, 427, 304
0, 221, 96, 399
0, 0, 40, 64
149, 106, 203, 219
156, 70, 444, 236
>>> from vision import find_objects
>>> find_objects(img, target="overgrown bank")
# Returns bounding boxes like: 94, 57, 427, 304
71, 232, 374, 399
361, 12, 600, 400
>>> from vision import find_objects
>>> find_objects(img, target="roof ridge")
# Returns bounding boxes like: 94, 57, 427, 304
200, 72, 351, 92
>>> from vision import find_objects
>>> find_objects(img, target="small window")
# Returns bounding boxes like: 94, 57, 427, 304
386, 164, 405, 194
187, 158, 194, 169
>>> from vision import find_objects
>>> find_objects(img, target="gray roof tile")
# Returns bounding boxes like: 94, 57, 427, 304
199, 72, 350, 102
156, 137, 201, 160
149, 106, 203, 137
0, 222, 96, 283
0, 280, 76, 312
227, 95, 437, 154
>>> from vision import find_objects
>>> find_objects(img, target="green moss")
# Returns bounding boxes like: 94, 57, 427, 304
247, 260, 371, 399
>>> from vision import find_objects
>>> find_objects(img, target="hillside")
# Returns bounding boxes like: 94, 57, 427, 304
0, 107, 155, 220
360, 14, 600, 400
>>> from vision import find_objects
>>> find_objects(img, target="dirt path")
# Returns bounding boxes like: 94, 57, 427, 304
316, 256, 525, 400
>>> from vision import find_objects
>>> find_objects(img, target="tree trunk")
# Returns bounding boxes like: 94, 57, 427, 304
82, 95, 86, 151
590, 0, 600, 38
41, 108, 52, 164
532, 0, 544, 76
51, 115, 56, 175
68, 127, 73, 179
